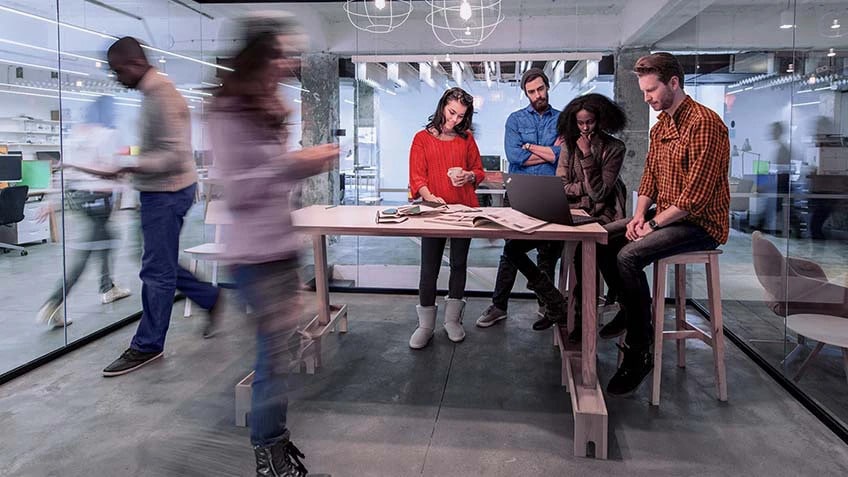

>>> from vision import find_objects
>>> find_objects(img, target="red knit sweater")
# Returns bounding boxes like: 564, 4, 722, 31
408, 130, 485, 207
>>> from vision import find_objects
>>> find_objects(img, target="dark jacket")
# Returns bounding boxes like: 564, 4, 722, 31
556, 132, 626, 225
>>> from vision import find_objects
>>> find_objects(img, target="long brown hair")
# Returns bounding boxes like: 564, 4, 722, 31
426, 87, 474, 138
217, 31, 289, 129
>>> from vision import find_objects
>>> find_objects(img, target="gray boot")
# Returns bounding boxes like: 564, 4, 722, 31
443, 298, 466, 342
410, 305, 437, 349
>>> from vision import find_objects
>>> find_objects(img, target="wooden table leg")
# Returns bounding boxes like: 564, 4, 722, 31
562, 239, 606, 460
313, 234, 331, 326
48, 207, 59, 243
581, 239, 597, 388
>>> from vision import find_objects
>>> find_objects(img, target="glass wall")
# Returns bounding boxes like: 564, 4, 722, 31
1, 0, 847, 436
659, 0, 848, 429
0, 0, 215, 378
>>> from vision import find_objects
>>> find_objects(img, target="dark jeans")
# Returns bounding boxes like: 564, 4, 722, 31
419, 237, 471, 306
493, 240, 562, 310
232, 258, 301, 447
130, 184, 219, 353
47, 191, 115, 303
598, 217, 718, 347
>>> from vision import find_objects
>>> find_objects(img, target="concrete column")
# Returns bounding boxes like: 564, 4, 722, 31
613, 47, 651, 213
300, 53, 340, 206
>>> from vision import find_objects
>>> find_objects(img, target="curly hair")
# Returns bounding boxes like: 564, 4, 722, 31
557, 93, 627, 153
426, 87, 474, 139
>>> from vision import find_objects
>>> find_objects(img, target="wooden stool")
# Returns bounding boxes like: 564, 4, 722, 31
650, 249, 727, 406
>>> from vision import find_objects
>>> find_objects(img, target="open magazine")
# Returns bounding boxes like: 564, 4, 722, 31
425, 208, 547, 234
376, 203, 477, 224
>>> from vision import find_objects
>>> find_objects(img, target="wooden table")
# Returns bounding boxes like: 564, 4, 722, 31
291, 204, 610, 458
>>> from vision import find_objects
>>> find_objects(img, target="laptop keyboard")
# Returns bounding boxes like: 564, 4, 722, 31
571, 215, 599, 225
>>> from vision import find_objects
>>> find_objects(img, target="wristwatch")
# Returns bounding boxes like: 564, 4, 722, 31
648, 219, 661, 231
522, 143, 531, 151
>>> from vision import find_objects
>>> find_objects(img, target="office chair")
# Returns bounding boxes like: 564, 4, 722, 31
0, 185, 30, 256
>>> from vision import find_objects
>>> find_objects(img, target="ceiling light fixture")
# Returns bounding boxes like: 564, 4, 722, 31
426, 0, 504, 48
0, 38, 101, 63
459, 1, 472, 21
832, 19, 841, 29
0, 58, 89, 76
0, 5, 232, 73
0, 89, 94, 102
344, 1, 413, 34
828, 48, 836, 57
779, 2, 795, 30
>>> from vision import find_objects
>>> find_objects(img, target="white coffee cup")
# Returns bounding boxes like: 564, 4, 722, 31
447, 167, 463, 186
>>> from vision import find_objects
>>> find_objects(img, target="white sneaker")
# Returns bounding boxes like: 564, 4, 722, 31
49, 311, 73, 329
36, 302, 72, 329
36, 301, 61, 324
101, 285, 132, 304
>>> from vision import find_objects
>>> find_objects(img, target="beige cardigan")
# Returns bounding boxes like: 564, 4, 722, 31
131, 69, 197, 192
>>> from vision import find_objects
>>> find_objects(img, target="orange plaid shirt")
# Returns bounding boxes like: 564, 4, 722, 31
638, 96, 730, 244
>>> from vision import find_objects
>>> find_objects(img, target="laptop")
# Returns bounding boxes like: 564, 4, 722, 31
504, 174, 599, 226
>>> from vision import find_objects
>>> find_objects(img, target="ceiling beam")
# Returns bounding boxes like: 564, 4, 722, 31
619, 0, 715, 48
352, 53, 603, 64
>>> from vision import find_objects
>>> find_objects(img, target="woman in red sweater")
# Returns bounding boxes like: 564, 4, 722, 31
408, 87, 485, 349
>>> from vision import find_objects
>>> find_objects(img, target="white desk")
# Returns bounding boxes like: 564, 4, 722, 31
291, 204, 610, 459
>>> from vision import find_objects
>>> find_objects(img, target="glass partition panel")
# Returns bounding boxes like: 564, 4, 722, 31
0, 1, 66, 374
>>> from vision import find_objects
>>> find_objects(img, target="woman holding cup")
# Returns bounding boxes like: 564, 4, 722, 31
408, 87, 485, 349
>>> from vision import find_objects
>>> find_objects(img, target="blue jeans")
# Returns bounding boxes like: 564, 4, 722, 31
598, 217, 718, 347
130, 184, 219, 353
232, 258, 301, 447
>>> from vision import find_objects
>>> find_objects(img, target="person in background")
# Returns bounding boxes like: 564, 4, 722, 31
36, 95, 131, 329
598, 52, 730, 396
408, 87, 485, 349
209, 13, 337, 477
476, 67, 563, 329
101, 37, 223, 377
502, 93, 628, 339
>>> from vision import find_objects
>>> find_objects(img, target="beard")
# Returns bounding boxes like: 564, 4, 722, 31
532, 96, 548, 112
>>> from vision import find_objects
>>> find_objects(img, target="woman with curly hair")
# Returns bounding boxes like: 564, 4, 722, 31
505, 93, 627, 339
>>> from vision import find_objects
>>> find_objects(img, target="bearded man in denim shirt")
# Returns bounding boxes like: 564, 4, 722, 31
476, 68, 564, 329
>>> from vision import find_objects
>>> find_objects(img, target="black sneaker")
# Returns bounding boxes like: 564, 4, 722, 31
599, 309, 627, 339
532, 303, 566, 331
606, 342, 654, 396
254, 438, 308, 477
102, 348, 163, 377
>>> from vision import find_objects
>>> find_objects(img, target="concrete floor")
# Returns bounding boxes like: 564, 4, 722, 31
2, 293, 848, 477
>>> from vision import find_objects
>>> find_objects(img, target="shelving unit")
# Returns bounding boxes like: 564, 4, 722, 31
0, 117, 68, 149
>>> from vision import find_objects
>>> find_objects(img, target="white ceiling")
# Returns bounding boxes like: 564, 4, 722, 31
0, 0, 845, 89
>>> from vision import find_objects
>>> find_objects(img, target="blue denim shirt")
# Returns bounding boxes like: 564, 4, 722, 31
503, 104, 561, 176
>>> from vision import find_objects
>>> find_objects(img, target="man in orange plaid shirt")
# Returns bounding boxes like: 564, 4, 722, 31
597, 52, 730, 396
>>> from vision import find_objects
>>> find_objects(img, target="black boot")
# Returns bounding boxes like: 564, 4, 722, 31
599, 309, 627, 339
607, 341, 654, 396
527, 277, 566, 331
254, 437, 308, 477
